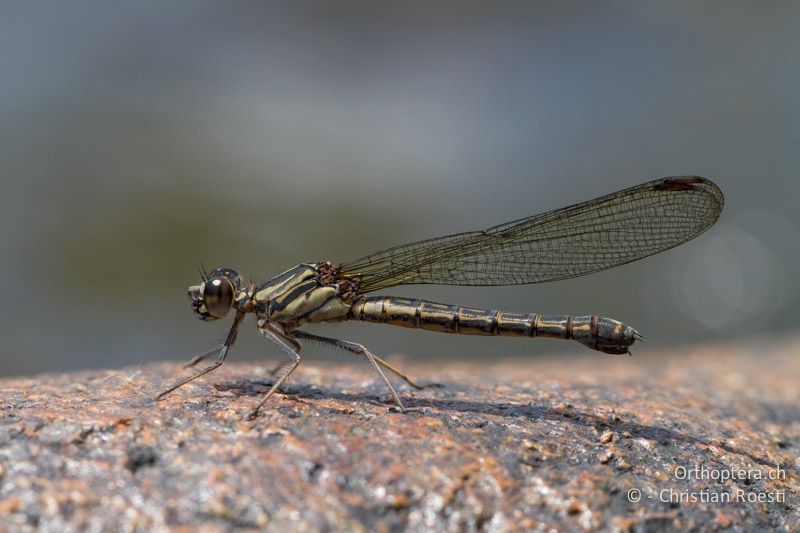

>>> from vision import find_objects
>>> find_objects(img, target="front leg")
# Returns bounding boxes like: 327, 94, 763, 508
156, 310, 245, 400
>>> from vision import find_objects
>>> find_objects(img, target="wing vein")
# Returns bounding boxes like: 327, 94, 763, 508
339, 177, 724, 291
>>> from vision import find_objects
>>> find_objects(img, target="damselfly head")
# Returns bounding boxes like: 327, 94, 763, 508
188, 267, 242, 320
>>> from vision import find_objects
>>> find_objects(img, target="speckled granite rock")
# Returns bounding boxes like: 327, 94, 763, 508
0, 338, 798, 531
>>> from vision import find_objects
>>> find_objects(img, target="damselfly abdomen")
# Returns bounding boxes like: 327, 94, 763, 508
157, 176, 723, 417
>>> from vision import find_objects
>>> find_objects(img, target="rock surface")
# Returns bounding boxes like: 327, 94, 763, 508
0, 338, 798, 531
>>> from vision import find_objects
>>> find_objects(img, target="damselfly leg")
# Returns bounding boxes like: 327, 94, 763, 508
291, 330, 425, 411
156, 311, 245, 400
182, 345, 224, 369
247, 322, 303, 419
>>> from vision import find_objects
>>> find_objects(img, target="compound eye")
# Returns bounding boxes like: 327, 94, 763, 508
203, 277, 235, 318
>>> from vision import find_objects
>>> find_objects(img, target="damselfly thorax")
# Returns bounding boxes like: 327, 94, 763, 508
158, 176, 724, 418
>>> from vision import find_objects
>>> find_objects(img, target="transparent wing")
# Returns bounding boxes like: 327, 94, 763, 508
339, 177, 724, 292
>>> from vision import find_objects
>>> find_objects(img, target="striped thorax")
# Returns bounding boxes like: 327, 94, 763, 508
252, 263, 353, 328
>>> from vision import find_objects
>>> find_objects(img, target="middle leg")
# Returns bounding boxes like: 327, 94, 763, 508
248, 322, 304, 419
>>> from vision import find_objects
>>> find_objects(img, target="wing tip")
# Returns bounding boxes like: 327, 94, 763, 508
655, 176, 712, 192
656, 175, 725, 218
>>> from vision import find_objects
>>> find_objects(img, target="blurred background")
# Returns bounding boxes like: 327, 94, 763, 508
1, 2, 799, 376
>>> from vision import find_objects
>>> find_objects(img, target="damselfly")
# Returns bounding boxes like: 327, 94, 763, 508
157, 176, 723, 418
